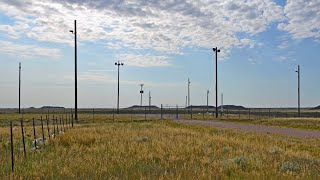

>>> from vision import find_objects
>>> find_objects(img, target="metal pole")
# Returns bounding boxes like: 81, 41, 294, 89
73, 20, 78, 122
116, 62, 120, 114
188, 78, 190, 107
215, 49, 218, 118
213, 47, 220, 118
207, 90, 209, 112
19, 62, 21, 114
140, 84, 144, 106
298, 65, 300, 117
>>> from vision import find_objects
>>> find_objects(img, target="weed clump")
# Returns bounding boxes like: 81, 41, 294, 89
281, 161, 301, 173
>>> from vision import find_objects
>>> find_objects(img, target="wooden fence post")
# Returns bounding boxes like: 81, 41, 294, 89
20, 118, 26, 159
32, 118, 37, 149
46, 115, 50, 139
41, 116, 45, 143
10, 121, 14, 172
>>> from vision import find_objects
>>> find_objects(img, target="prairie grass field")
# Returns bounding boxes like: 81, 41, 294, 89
189, 114, 320, 131
0, 113, 320, 179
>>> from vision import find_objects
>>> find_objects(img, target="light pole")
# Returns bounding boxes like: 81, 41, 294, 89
206, 90, 209, 112
19, 62, 21, 114
213, 47, 220, 118
69, 20, 78, 122
295, 65, 300, 117
115, 61, 124, 114
188, 78, 191, 107
139, 84, 144, 106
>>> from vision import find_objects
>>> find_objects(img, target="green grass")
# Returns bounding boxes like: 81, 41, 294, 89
1, 114, 320, 179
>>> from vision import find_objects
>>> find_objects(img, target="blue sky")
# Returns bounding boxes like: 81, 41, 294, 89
0, 0, 319, 108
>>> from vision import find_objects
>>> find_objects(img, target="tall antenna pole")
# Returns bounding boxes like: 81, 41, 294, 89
296, 65, 300, 117
115, 61, 124, 114
213, 47, 220, 118
75, 20, 78, 122
188, 78, 191, 107
139, 84, 144, 106
69, 20, 78, 122
207, 90, 209, 112
19, 62, 21, 114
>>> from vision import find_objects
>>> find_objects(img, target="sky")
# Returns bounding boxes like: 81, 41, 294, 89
0, 0, 319, 108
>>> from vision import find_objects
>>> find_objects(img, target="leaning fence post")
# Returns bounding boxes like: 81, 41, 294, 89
20, 118, 26, 159
191, 106, 193, 119
32, 118, 37, 149
46, 115, 50, 139
41, 116, 45, 143
56, 117, 59, 133
161, 104, 163, 120
53, 116, 56, 136
10, 121, 14, 172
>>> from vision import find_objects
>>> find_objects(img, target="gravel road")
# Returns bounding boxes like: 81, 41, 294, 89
174, 119, 320, 138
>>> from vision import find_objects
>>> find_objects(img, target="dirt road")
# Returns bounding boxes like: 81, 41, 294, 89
174, 119, 320, 138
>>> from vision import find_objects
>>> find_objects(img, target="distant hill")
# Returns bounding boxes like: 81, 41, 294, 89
41, 106, 65, 109
126, 105, 159, 109
186, 105, 215, 109
311, 105, 320, 110
218, 105, 247, 110
185, 105, 246, 110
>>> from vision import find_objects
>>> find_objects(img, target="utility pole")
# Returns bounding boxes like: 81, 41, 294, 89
19, 62, 21, 114
139, 84, 144, 106
213, 47, 220, 118
69, 20, 78, 122
188, 78, 191, 107
207, 90, 209, 112
295, 65, 300, 117
115, 61, 124, 114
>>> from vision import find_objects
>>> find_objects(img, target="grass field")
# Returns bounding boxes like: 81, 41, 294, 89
1, 114, 320, 179
187, 114, 320, 131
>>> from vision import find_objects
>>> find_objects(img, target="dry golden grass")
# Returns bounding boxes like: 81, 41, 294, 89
1, 115, 320, 179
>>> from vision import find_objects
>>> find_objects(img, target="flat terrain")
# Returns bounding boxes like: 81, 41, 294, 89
1, 114, 320, 179
184, 114, 320, 131
175, 119, 320, 138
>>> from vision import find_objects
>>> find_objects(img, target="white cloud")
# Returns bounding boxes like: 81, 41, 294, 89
278, 0, 320, 40
0, 0, 284, 57
115, 54, 171, 67
63, 71, 178, 88
0, 40, 61, 59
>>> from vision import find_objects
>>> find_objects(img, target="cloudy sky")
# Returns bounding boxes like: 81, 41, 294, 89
0, 0, 319, 108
